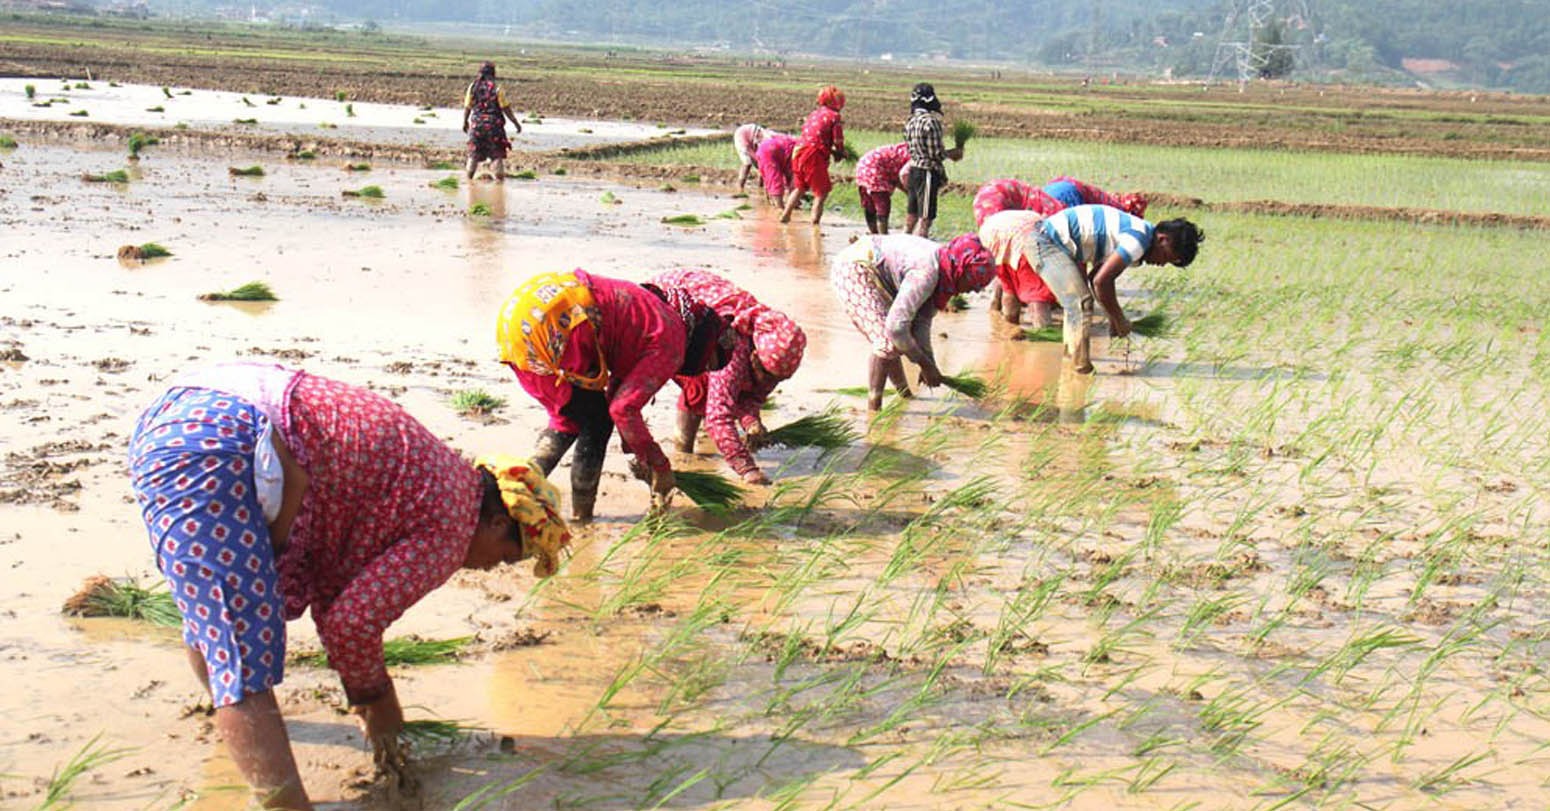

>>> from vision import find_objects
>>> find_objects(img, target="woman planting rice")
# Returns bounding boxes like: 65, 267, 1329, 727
754, 133, 797, 206
973, 177, 1150, 325
979, 205, 1203, 374
830, 233, 995, 411
855, 142, 911, 234
649, 269, 807, 485
779, 85, 846, 225
461, 62, 523, 181
127, 363, 569, 809
732, 123, 783, 192
499, 270, 727, 520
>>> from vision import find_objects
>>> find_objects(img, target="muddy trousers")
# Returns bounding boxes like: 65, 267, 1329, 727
1028, 233, 1094, 371
530, 389, 614, 521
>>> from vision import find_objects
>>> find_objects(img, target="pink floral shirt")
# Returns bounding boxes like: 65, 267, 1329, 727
855, 142, 910, 194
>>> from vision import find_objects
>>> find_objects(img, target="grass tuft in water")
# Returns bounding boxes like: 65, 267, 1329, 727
82, 170, 129, 183
200, 281, 277, 302
430, 175, 459, 190
61, 575, 181, 626
451, 389, 505, 415
228, 165, 265, 176
675, 470, 747, 509
36, 734, 133, 809
766, 408, 859, 450
661, 214, 704, 226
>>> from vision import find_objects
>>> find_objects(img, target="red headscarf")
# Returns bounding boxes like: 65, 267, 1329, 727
748, 312, 806, 379
934, 234, 995, 309
817, 85, 846, 111
1118, 193, 1148, 218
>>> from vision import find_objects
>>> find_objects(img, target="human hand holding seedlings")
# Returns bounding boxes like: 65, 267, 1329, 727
1110, 314, 1132, 339
650, 465, 676, 510
744, 422, 771, 450
741, 468, 771, 485
354, 682, 404, 754
917, 361, 944, 389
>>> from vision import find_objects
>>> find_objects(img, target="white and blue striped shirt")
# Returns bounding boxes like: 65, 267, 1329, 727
1039, 204, 1155, 268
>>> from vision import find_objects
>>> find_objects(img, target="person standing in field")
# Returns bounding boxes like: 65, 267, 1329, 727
126, 362, 570, 809
979, 205, 1203, 373
733, 123, 782, 192
903, 82, 961, 238
831, 233, 995, 411
855, 142, 911, 234
755, 132, 797, 206
779, 85, 846, 225
461, 62, 523, 181
974, 177, 1149, 324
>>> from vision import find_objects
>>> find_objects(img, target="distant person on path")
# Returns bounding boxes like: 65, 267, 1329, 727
903, 83, 961, 238
780, 85, 846, 225
973, 177, 1149, 324
979, 205, 1203, 373
127, 363, 569, 809
650, 270, 807, 485
733, 123, 782, 192
831, 233, 995, 411
755, 132, 797, 206
462, 61, 522, 181
855, 142, 911, 234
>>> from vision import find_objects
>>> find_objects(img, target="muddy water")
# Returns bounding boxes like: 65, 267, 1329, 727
0, 78, 717, 151
0, 135, 1132, 808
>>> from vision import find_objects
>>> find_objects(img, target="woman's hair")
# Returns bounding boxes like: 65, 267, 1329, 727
1155, 219, 1205, 267
477, 467, 524, 546
479, 61, 497, 79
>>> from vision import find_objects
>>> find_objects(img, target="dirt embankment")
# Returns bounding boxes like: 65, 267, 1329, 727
6, 37, 1550, 162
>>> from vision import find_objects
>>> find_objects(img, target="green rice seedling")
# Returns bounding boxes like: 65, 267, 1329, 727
552, 166, 567, 175
136, 242, 172, 259
951, 120, 977, 149
468, 202, 493, 216
451, 389, 505, 415
820, 386, 869, 397
69, 109, 88, 117
82, 170, 129, 183
63, 576, 181, 626
240, 95, 255, 107
661, 214, 704, 226
675, 470, 746, 509
577, 127, 593, 134
126, 132, 158, 158
266, 96, 282, 105
228, 165, 265, 176
344, 162, 370, 172
427, 159, 457, 170
160, 85, 172, 98
838, 143, 860, 163
33, 99, 53, 107
659, 183, 677, 192
342, 185, 384, 198
1021, 325, 1062, 342
290, 150, 316, 160
232, 117, 257, 125
711, 208, 742, 219
412, 117, 426, 124
511, 169, 537, 180
345, 103, 356, 117
199, 281, 277, 302
0, 135, 17, 149
319, 121, 338, 129
36, 734, 133, 809
334, 90, 347, 101
681, 174, 700, 183
1130, 313, 1170, 337
766, 408, 858, 450
399, 718, 480, 747
430, 175, 459, 190
74, 81, 90, 90
291, 635, 471, 668
944, 294, 969, 312
24, 84, 36, 99
599, 190, 620, 205
145, 105, 164, 113
940, 371, 989, 398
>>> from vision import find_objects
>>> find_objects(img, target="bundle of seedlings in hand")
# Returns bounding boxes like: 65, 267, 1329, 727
838, 143, 860, 163
82, 170, 129, 183
199, 281, 277, 302
1129, 313, 1170, 337
941, 371, 989, 398
342, 185, 384, 198
951, 120, 977, 150
399, 719, 481, 748
766, 408, 859, 450
675, 470, 747, 509
229, 165, 265, 176
61, 575, 180, 626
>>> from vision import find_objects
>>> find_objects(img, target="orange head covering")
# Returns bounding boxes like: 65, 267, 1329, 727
817, 85, 845, 111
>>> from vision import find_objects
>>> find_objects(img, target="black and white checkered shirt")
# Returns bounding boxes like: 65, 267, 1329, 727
904, 109, 946, 173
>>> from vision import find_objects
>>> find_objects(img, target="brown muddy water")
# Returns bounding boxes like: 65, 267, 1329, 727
3, 135, 1543, 810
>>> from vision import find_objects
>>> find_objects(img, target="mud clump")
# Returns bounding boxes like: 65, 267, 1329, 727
117, 244, 145, 261
0, 347, 28, 362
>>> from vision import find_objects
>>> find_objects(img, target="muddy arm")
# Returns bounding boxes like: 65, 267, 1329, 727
1091, 253, 1131, 336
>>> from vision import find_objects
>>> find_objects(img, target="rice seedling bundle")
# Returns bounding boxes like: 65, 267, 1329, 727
427, 159, 458, 170
511, 169, 538, 180
451, 389, 504, 414
69, 109, 89, 117
144, 105, 164, 113
839, 143, 860, 163
344, 162, 371, 172
681, 174, 700, 183
232, 117, 258, 125
24, 84, 35, 99
951, 120, 977, 149
0, 135, 17, 149
712, 209, 742, 219
342, 185, 384, 198
199, 281, 277, 302
941, 371, 989, 398
400, 719, 479, 747
766, 409, 858, 450
345, 103, 356, 117
468, 202, 493, 216
241, 96, 255, 107
675, 470, 746, 509
82, 170, 129, 183
599, 191, 621, 205
1021, 326, 1062, 342
945, 294, 969, 312
430, 175, 459, 190
161, 86, 173, 98
822, 386, 870, 397
61, 576, 182, 626
1130, 313, 1170, 337
266, 97, 282, 105
291, 635, 470, 668
334, 90, 348, 101
126, 132, 158, 157
290, 150, 316, 160
661, 214, 704, 226
412, 117, 426, 124
552, 166, 567, 175
137, 242, 172, 258
229, 165, 265, 176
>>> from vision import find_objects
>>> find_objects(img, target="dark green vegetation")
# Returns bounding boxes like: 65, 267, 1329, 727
290, 636, 472, 668
199, 281, 277, 301
228, 165, 265, 176
765, 408, 860, 450
62, 576, 180, 626
81, 169, 129, 183
136, 242, 172, 258
673, 470, 746, 509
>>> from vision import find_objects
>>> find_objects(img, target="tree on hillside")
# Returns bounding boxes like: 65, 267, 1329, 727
1253, 20, 1295, 78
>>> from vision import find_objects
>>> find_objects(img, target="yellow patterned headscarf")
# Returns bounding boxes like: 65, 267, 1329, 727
476, 454, 571, 578
495, 271, 609, 391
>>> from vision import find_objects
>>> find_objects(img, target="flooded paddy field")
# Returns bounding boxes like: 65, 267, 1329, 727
4, 86, 1550, 811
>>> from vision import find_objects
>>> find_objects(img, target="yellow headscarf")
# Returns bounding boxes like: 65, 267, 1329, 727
495, 270, 609, 391
476, 454, 571, 578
